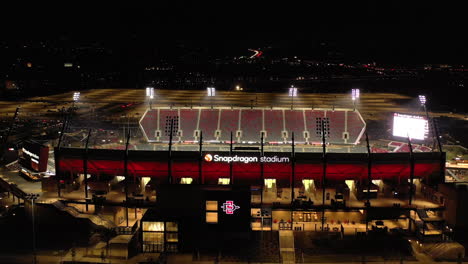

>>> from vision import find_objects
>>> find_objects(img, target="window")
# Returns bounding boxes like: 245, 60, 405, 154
206, 201, 218, 211
142, 221, 178, 253
265, 179, 276, 189
206, 200, 218, 224
218, 178, 230, 185
166, 232, 178, 242
206, 212, 218, 223
166, 222, 178, 232
143, 232, 164, 242
302, 179, 314, 192
180, 177, 193, 184
143, 221, 164, 231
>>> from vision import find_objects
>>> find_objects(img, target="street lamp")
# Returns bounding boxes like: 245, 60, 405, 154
288, 86, 298, 110
146, 87, 155, 109
207, 87, 216, 109
25, 193, 39, 264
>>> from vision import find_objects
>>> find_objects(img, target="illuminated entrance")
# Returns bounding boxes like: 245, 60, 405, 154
142, 221, 178, 253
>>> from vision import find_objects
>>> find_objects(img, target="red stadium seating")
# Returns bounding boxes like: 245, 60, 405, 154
139, 109, 158, 141
218, 109, 240, 142
304, 110, 325, 143
139, 107, 366, 145
347, 111, 366, 144
198, 109, 220, 141
240, 109, 263, 142
284, 110, 307, 143
179, 109, 198, 141
264, 110, 284, 142
158, 109, 178, 142
327, 110, 346, 144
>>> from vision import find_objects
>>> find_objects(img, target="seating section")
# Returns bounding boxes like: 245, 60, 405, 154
139, 109, 158, 141
140, 108, 366, 145
347, 111, 366, 144
304, 110, 325, 143
240, 109, 263, 142
264, 110, 284, 142
198, 109, 220, 141
158, 109, 178, 142
414, 146, 432, 152
218, 109, 240, 142
371, 147, 389, 153
179, 109, 198, 141
284, 110, 306, 142
326, 111, 346, 144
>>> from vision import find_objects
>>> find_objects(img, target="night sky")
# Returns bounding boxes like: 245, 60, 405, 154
1, 2, 466, 63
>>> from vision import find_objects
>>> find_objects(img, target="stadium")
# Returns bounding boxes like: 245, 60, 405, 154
4, 88, 460, 258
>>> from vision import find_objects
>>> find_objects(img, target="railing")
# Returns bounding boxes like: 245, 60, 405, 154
52, 201, 116, 229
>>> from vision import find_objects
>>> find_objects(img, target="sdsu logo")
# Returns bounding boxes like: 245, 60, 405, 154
204, 154, 213, 162
221, 200, 240, 215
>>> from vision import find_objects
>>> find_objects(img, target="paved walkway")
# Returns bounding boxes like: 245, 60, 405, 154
279, 230, 295, 264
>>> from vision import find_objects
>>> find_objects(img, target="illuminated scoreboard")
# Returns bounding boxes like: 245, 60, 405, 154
392, 113, 429, 140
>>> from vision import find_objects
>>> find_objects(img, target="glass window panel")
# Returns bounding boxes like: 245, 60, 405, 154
143, 232, 164, 243
166, 222, 178, 232
218, 178, 230, 185
180, 177, 193, 184
142, 221, 164, 231
206, 212, 218, 223
166, 232, 178, 242
206, 201, 218, 211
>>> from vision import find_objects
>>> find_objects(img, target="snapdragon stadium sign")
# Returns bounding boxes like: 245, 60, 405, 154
204, 153, 290, 164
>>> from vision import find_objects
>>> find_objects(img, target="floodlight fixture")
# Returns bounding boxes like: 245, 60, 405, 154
207, 87, 216, 97
418, 95, 426, 106
73, 92, 80, 102
288, 86, 298, 97
146, 87, 155, 99
352, 88, 360, 101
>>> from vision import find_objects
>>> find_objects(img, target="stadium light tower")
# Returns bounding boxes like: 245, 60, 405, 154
351, 88, 360, 110
207, 87, 216, 109
146, 87, 155, 109
288, 85, 298, 110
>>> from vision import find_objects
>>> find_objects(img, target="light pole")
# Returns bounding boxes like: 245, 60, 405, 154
351, 88, 360, 111
146, 87, 155, 110
419, 95, 442, 152
288, 86, 298, 110
207, 87, 216, 109
25, 193, 39, 264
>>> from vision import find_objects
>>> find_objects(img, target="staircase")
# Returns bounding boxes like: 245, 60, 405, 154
52, 201, 116, 229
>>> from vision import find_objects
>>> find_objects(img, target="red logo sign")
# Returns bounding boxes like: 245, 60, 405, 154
221, 200, 240, 215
